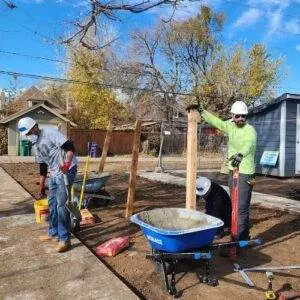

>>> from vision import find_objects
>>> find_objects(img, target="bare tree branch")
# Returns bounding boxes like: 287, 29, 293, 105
63, 0, 180, 49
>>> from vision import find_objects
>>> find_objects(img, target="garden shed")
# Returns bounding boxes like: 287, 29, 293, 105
247, 93, 300, 177
0, 104, 76, 156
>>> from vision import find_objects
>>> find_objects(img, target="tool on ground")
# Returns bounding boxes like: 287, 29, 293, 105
78, 155, 90, 210
235, 265, 300, 272
230, 167, 239, 260
59, 151, 81, 222
234, 264, 300, 288
265, 271, 276, 300
72, 172, 112, 208
233, 263, 255, 287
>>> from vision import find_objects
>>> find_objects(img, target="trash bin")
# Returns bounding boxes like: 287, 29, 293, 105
19, 140, 32, 156
87, 142, 98, 158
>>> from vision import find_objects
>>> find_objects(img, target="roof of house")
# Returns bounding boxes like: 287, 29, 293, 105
0, 103, 76, 127
11, 86, 63, 112
249, 93, 300, 115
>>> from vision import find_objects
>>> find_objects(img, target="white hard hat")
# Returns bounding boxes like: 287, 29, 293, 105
230, 101, 248, 115
196, 177, 211, 196
18, 117, 36, 135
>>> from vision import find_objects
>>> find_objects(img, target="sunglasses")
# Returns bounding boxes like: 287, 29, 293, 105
234, 114, 247, 119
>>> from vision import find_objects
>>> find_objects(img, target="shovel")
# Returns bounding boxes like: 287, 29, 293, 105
59, 151, 81, 222
77, 155, 90, 210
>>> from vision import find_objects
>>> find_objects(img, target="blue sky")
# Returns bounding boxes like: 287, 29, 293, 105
0, 0, 300, 96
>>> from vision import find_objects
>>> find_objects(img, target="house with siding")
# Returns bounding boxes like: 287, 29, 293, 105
0, 86, 76, 155
247, 93, 300, 177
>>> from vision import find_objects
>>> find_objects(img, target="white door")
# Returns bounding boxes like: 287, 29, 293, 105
39, 123, 58, 131
295, 105, 300, 174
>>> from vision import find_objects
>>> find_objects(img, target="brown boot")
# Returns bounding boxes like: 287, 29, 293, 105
56, 240, 71, 252
39, 235, 58, 242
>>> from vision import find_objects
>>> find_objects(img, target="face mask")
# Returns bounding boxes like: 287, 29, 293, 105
27, 134, 38, 144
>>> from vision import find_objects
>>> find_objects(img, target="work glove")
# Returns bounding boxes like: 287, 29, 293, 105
186, 103, 204, 114
229, 153, 243, 168
60, 161, 71, 174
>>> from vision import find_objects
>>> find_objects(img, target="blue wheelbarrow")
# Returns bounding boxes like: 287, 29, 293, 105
73, 172, 111, 193
131, 208, 262, 297
72, 172, 114, 209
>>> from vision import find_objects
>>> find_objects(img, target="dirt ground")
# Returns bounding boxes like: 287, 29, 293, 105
169, 171, 300, 200
1, 163, 300, 300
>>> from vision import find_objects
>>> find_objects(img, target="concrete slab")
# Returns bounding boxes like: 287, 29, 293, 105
139, 171, 300, 214
0, 167, 139, 300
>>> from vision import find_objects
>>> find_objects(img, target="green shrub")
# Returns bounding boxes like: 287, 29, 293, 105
147, 133, 160, 156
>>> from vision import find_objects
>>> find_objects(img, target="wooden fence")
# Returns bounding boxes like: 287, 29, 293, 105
68, 129, 135, 156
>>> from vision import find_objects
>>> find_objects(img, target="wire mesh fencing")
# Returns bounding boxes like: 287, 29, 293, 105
143, 125, 227, 172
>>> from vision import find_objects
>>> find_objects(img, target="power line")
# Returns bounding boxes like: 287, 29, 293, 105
0, 49, 147, 76
0, 69, 195, 97
0, 69, 299, 98
0, 50, 65, 64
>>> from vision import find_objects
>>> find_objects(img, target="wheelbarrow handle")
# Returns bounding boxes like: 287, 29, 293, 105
209, 238, 263, 250
238, 239, 262, 248
146, 251, 212, 260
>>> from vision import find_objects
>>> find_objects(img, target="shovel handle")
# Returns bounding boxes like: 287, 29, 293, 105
59, 150, 71, 199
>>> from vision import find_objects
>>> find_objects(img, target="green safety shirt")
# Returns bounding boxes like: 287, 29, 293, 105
202, 110, 257, 175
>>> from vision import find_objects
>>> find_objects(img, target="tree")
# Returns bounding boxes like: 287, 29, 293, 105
63, 0, 182, 49
119, 6, 225, 122
124, 6, 283, 116
40, 82, 67, 109
122, 22, 188, 124
197, 44, 283, 116
66, 43, 132, 128
165, 6, 225, 90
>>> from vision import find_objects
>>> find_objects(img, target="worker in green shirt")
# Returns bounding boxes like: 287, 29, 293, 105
187, 101, 257, 241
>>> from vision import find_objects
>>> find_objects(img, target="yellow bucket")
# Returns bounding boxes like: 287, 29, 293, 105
34, 199, 49, 223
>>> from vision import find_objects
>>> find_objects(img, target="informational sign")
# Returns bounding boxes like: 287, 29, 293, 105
260, 151, 279, 166
163, 131, 171, 135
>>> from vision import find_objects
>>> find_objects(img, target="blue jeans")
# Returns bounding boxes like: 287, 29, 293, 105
48, 166, 77, 242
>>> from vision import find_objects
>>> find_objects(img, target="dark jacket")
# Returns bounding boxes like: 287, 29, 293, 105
202, 181, 231, 229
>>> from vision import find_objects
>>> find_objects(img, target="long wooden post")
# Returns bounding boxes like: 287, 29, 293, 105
125, 119, 142, 218
186, 109, 198, 210
98, 121, 113, 173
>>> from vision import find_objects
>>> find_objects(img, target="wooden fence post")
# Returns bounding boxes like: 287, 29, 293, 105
98, 121, 113, 173
125, 119, 142, 218
186, 109, 198, 210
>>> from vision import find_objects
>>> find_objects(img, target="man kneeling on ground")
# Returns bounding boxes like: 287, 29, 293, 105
196, 176, 231, 238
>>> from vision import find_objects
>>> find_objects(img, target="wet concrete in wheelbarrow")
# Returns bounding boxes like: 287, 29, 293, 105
1, 163, 300, 300
138, 208, 209, 230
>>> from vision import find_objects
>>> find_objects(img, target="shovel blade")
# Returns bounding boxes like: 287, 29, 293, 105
65, 201, 82, 221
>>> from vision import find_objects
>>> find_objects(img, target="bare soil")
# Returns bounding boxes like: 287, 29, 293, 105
174, 171, 300, 200
1, 163, 300, 300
